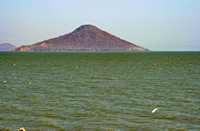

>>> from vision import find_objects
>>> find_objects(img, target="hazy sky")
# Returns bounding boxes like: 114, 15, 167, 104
0, 0, 200, 51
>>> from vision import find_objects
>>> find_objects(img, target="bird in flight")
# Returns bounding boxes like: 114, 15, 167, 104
152, 108, 160, 113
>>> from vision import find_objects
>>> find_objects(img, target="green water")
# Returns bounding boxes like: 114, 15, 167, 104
0, 52, 200, 130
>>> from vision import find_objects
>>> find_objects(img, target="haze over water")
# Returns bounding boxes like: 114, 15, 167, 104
0, 52, 200, 130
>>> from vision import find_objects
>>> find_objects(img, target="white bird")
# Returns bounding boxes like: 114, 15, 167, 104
152, 108, 160, 113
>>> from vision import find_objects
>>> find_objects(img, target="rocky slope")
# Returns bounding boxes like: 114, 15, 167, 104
12, 25, 149, 51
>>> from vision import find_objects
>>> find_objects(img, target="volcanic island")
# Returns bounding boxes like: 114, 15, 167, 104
12, 25, 150, 52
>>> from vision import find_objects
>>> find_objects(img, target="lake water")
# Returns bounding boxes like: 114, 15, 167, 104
0, 52, 200, 130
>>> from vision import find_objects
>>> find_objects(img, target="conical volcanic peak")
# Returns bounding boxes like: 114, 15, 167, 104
12, 24, 150, 51
74, 24, 97, 31
70, 24, 105, 36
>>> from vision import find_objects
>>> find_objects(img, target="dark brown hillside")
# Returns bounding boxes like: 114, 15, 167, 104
12, 25, 149, 51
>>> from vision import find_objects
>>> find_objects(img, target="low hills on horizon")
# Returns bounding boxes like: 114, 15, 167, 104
12, 24, 150, 52
0, 43, 16, 51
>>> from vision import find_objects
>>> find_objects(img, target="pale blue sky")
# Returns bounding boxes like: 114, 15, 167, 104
0, 0, 200, 51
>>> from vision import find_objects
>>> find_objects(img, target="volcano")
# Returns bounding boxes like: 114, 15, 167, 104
12, 25, 149, 51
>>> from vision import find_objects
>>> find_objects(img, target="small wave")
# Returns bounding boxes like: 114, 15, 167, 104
91, 76, 118, 80
104, 77, 118, 80
170, 97, 191, 102
0, 128, 12, 131
153, 116, 178, 120
44, 113, 67, 120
